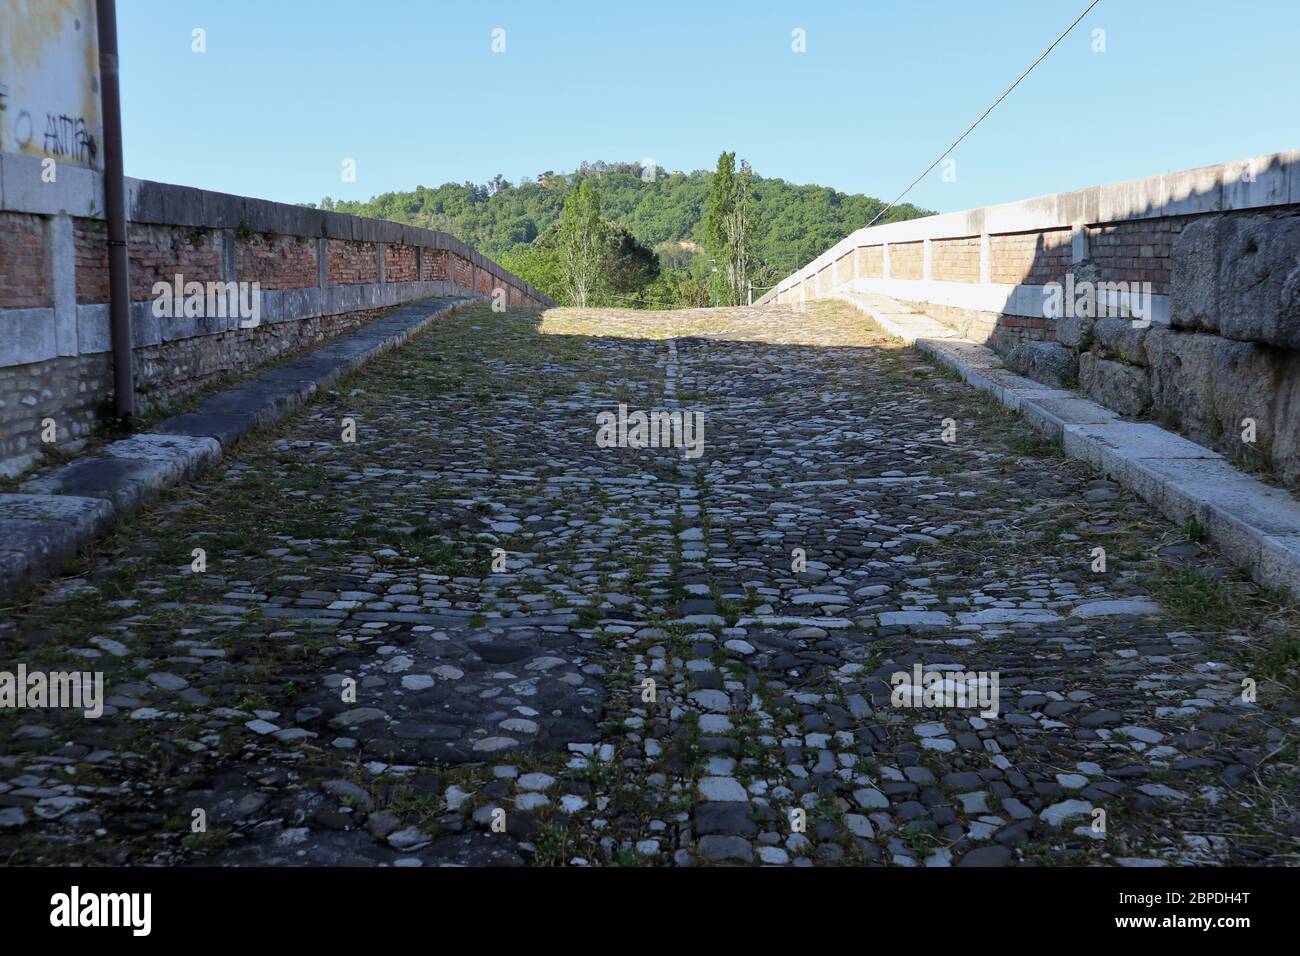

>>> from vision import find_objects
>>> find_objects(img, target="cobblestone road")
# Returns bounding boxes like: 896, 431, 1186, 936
2, 300, 1296, 866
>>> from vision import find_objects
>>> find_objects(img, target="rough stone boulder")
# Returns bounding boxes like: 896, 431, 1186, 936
1078, 352, 1150, 418
1171, 212, 1300, 348
1144, 327, 1300, 483
1007, 340, 1078, 389
1052, 260, 1106, 349
1055, 312, 1094, 350
1092, 316, 1150, 366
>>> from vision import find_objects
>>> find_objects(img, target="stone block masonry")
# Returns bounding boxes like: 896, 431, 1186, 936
0, 153, 554, 476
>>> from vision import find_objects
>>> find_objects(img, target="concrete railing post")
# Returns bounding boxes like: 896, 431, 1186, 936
1071, 223, 1090, 263
49, 214, 78, 357
318, 238, 329, 291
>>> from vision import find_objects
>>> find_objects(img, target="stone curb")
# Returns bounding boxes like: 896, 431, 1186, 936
0, 296, 476, 600
828, 291, 1300, 594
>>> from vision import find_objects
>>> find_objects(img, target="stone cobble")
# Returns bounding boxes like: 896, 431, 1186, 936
0, 300, 1295, 866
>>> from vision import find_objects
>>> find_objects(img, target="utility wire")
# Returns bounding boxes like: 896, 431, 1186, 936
562, 0, 1100, 317
861, 0, 1102, 232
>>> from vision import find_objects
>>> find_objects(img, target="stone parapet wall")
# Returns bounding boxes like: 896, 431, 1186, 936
760, 150, 1299, 332
763, 151, 1300, 488
1012, 209, 1300, 488
0, 153, 554, 475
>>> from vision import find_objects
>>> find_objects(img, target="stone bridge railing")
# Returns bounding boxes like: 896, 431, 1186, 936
0, 152, 554, 477
762, 151, 1300, 488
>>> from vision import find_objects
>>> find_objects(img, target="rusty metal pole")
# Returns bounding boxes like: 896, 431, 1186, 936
96, 0, 134, 417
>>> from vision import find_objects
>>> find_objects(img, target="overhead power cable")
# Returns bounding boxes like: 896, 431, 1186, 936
861, 0, 1102, 231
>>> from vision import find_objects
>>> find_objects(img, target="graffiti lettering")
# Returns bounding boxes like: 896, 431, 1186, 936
42, 113, 97, 165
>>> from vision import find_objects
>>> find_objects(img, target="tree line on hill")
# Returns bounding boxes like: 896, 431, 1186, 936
309, 157, 931, 309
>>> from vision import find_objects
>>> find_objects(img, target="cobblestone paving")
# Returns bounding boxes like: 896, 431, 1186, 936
1, 300, 1296, 866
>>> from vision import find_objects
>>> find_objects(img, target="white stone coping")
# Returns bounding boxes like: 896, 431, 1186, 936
761, 149, 1300, 304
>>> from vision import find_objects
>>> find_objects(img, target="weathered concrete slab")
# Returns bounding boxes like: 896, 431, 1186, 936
1020, 395, 1120, 435
154, 411, 262, 448
20, 434, 221, 513
827, 292, 957, 345
0, 492, 117, 530
18, 457, 167, 513
0, 494, 117, 598
1061, 420, 1222, 482
832, 291, 1300, 593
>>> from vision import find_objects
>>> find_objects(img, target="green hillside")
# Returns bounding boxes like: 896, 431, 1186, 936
312, 160, 931, 307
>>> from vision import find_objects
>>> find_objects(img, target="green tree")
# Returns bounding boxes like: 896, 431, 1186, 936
557, 179, 607, 307
703, 152, 759, 306
603, 222, 660, 299
497, 244, 565, 304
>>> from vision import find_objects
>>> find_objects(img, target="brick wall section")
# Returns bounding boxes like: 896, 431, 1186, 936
931, 236, 981, 282
73, 218, 109, 304
384, 244, 418, 283
890, 241, 924, 280
834, 250, 854, 284
75, 220, 225, 303
422, 249, 448, 281
127, 224, 223, 300
0, 161, 546, 474
0, 212, 49, 308
451, 254, 472, 288
72, 224, 539, 304
856, 245, 883, 279
989, 229, 1071, 285
327, 240, 379, 285
1088, 218, 1183, 295
239, 233, 318, 289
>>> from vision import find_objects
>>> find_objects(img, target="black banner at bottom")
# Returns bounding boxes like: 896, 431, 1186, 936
0, 864, 1286, 941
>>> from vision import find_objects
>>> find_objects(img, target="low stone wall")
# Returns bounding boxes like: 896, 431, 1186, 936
0, 153, 553, 476
762, 151, 1300, 488
1011, 210, 1300, 487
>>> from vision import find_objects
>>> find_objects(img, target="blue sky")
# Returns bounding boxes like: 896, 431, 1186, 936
117, 0, 1300, 214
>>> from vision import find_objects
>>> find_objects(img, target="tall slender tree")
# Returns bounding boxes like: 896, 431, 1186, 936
558, 179, 607, 307
703, 152, 758, 306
